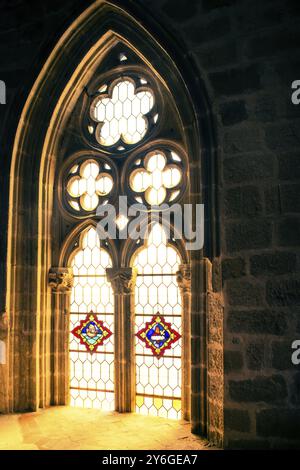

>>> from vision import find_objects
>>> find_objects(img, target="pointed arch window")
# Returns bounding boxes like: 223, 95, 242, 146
55, 38, 191, 421
7, 0, 220, 442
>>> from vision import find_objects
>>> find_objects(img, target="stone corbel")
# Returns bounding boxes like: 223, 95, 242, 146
48, 267, 74, 293
106, 267, 137, 294
176, 264, 191, 295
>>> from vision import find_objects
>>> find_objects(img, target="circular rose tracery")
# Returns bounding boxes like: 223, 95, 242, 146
90, 78, 154, 147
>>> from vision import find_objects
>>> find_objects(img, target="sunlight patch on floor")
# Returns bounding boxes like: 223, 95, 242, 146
0, 406, 217, 450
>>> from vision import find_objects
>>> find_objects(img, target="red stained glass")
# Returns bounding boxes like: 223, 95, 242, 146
136, 313, 181, 359
71, 311, 113, 353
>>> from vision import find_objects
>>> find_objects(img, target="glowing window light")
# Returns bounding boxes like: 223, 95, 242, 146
130, 152, 182, 205
66, 160, 113, 212
69, 227, 114, 411
92, 79, 154, 147
131, 224, 182, 419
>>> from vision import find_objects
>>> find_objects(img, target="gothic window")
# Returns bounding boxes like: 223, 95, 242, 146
58, 42, 190, 420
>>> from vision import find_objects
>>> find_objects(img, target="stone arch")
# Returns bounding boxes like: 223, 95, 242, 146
5, 0, 221, 444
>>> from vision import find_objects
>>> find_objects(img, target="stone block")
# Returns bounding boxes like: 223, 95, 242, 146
227, 438, 271, 449
246, 29, 300, 59
228, 310, 287, 335
220, 100, 248, 126
223, 152, 274, 183
210, 65, 261, 97
224, 350, 243, 372
250, 252, 297, 276
162, 0, 198, 21
226, 280, 264, 307
226, 220, 272, 252
224, 408, 250, 432
257, 408, 300, 438
246, 342, 265, 371
186, 16, 231, 44
223, 128, 263, 156
278, 152, 300, 181
271, 340, 295, 370
278, 217, 300, 246
222, 257, 246, 281
266, 279, 300, 306
224, 186, 262, 218
229, 375, 287, 403
281, 184, 300, 213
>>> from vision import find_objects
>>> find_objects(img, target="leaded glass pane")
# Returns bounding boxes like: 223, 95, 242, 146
69, 227, 114, 410
132, 224, 182, 419
91, 79, 154, 146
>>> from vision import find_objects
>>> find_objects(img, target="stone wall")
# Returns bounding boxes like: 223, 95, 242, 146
0, 0, 299, 448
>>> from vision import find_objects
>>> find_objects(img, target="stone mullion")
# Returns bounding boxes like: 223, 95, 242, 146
48, 267, 73, 406
176, 264, 191, 421
114, 292, 123, 412
124, 285, 136, 412
106, 268, 136, 412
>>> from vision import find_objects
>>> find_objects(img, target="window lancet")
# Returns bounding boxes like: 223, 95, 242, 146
69, 227, 115, 410
132, 224, 183, 419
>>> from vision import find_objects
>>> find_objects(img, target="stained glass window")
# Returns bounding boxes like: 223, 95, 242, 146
61, 44, 189, 420
69, 227, 115, 410
90, 78, 154, 147
129, 151, 183, 205
66, 159, 114, 212
132, 224, 182, 419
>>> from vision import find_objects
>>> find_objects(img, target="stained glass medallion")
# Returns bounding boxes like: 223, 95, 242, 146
71, 311, 113, 353
136, 314, 181, 358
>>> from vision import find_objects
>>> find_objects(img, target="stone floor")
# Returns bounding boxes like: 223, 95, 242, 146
0, 406, 217, 450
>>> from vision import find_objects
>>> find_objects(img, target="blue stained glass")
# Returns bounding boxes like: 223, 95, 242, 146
146, 322, 170, 349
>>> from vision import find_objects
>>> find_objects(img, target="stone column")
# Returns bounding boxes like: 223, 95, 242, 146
190, 257, 212, 436
176, 264, 191, 421
48, 267, 73, 405
106, 267, 136, 412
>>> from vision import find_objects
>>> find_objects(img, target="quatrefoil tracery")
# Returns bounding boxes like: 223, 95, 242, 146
66, 159, 114, 212
129, 151, 183, 205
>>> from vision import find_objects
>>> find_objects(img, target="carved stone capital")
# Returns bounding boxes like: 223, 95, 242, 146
49, 267, 74, 293
176, 264, 191, 294
106, 267, 136, 294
